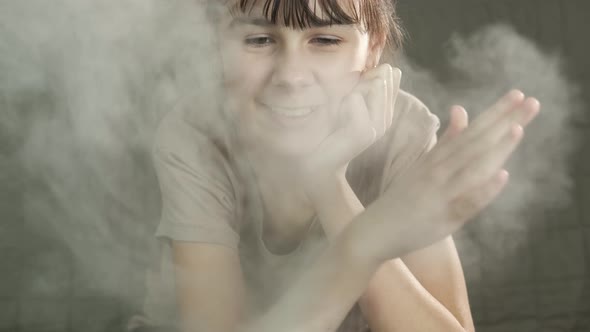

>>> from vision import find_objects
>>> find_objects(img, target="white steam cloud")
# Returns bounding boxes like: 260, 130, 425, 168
1, 0, 223, 307
399, 25, 580, 279
0, 0, 580, 327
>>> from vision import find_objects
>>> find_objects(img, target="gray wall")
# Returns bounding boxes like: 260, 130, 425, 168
398, 0, 590, 331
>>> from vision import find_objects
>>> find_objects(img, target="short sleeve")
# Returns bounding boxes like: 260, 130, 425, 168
380, 91, 440, 193
152, 110, 240, 250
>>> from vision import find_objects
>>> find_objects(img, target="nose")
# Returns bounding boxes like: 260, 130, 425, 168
270, 48, 314, 90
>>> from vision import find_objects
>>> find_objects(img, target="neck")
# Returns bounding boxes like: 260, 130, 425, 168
254, 159, 304, 200
243, 142, 314, 208
239, 141, 300, 187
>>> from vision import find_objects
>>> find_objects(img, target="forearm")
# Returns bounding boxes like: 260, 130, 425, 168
243, 229, 380, 332
312, 178, 471, 332
360, 259, 471, 332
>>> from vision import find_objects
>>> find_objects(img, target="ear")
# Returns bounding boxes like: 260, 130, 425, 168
365, 34, 386, 69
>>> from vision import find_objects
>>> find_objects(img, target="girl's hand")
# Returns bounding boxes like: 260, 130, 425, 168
356, 90, 541, 262
301, 64, 400, 202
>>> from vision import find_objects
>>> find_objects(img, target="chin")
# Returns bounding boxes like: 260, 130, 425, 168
237, 101, 335, 159
258, 130, 326, 159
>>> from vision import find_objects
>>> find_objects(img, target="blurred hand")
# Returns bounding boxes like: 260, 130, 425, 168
354, 90, 540, 262
300, 64, 399, 203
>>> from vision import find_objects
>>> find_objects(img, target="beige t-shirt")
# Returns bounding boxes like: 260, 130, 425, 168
140, 90, 440, 331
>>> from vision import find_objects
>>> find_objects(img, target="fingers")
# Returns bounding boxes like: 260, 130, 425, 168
389, 68, 401, 128
439, 90, 525, 159
448, 92, 533, 159
418, 90, 540, 222
445, 96, 539, 172
366, 77, 387, 136
439, 105, 469, 145
517, 97, 541, 127
366, 64, 398, 129
429, 92, 538, 169
355, 64, 400, 138
343, 93, 377, 148
320, 93, 375, 169
446, 122, 523, 199
465, 89, 525, 137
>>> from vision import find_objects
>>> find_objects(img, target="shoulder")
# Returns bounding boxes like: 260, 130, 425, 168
152, 107, 237, 190
377, 90, 440, 190
153, 107, 213, 157
379, 89, 440, 160
393, 90, 440, 137
151, 108, 242, 240
349, 90, 440, 201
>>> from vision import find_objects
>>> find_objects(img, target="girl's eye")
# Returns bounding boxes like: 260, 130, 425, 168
311, 37, 342, 46
245, 36, 275, 47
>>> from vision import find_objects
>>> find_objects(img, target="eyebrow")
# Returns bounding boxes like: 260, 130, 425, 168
228, 16, 342, 29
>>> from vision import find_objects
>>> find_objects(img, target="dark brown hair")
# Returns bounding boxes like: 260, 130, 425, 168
228, 0, 405, 52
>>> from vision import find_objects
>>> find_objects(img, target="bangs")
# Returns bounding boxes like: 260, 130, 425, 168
231, 0, 380, 33
220, 0, 404, 52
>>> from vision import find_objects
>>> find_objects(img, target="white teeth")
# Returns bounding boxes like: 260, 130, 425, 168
269, 107, 313, 117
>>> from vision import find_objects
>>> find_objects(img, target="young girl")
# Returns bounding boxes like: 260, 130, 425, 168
132, 0, 540, 331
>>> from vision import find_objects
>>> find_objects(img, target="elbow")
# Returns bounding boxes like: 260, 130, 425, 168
455, 303, 475, 332
444, 323, 474, 332
459, 319, 475, 332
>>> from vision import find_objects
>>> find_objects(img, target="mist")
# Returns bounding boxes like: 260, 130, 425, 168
0, 0, 224, 309
0, 0, 580, 328
398, 24, 580, 283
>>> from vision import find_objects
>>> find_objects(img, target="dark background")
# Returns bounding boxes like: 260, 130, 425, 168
1, 0, 589, 331
397, 0, 590, 331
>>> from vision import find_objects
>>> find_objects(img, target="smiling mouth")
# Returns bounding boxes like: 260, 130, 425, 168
259, 102, 318, 118
268, 106, 314, 117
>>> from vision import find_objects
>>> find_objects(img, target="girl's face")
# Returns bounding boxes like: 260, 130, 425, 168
218, 1, 382, 158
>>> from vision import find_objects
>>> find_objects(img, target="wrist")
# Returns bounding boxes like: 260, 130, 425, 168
336, 218, 384, 272
303, 171, 348, 207
307, 174, 367, 240
341, 191, 420, 266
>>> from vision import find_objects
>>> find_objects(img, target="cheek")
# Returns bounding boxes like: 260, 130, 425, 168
313, 51, 367, 101
223, 53, 271, 99
316, 41, 370, 80
350, 37, 371, 69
